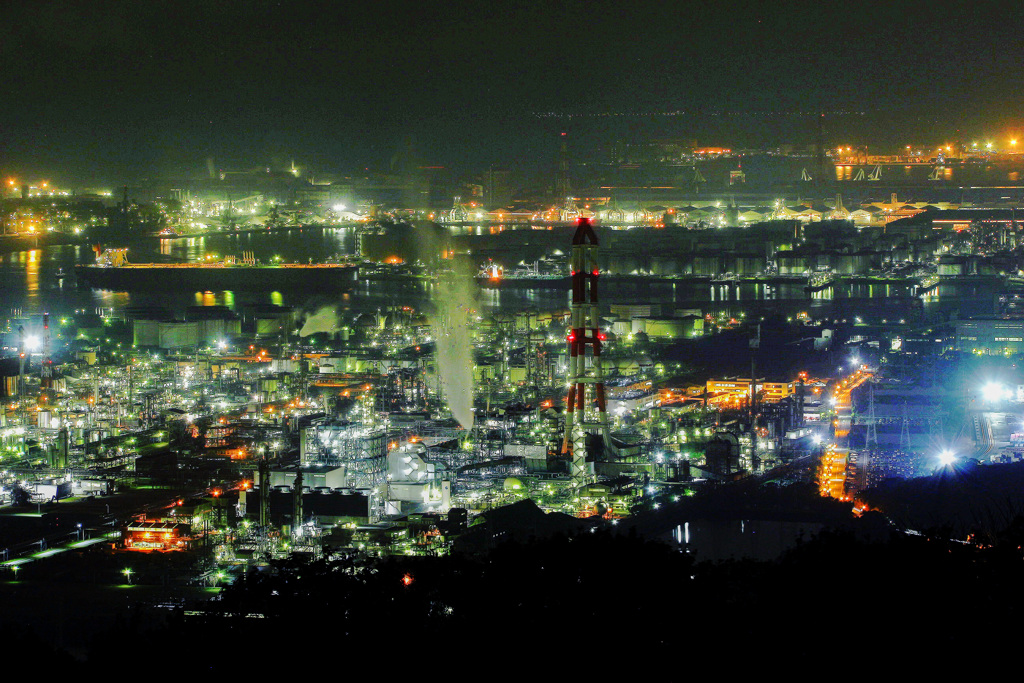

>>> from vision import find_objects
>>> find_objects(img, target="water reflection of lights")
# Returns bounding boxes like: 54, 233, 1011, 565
25, 249, 40, 308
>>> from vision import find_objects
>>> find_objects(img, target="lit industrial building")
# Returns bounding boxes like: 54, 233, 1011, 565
123, 521, 191, 551
956, 318, 1024, 355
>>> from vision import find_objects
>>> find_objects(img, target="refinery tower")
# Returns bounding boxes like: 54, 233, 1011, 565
562, 218, 615, 488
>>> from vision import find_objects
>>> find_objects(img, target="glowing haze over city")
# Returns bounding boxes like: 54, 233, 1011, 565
2, 0, 1024, 673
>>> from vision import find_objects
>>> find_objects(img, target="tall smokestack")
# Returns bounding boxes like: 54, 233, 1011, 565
561, 217, 613, 489
292, 468, 304, 536
258, 458, 270, 528
41, 313, 52, 394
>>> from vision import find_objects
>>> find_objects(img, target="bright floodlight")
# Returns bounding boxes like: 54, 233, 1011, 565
332, 203, 346, 212
938, 450, 956, 466
982, 382, 1006, 403
24, 335, 40, 352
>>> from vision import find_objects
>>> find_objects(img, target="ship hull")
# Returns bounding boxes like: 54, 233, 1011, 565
74, 264, 359, 291
476, 276, 571, 289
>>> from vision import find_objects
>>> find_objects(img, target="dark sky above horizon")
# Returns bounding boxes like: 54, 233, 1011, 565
1, 0, 1021, 185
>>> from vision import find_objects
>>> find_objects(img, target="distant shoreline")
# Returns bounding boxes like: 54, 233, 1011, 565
0, 222, 362, 255
0, 233, 85, 254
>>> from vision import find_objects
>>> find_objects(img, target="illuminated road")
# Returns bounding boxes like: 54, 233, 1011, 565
818, 444, 849, 500
831, 367, 871, 441
819, 368, 871, 500
0, 533, 116, 573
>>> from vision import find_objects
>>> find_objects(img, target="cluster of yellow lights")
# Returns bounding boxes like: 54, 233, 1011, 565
818, 445, 847, 500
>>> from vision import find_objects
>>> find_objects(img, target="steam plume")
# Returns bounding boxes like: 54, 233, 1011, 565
432, 269, 476, 430
299, 305, 339, 337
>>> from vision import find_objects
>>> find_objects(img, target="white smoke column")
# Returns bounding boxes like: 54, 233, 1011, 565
299, 305, 339, 337
432, 268, 476, 430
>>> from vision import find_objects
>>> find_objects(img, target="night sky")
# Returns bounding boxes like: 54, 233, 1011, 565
1, 0, 1021, 184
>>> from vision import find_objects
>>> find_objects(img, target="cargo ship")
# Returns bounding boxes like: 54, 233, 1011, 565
74, 248, 360, 291
476, 257, 568, 288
